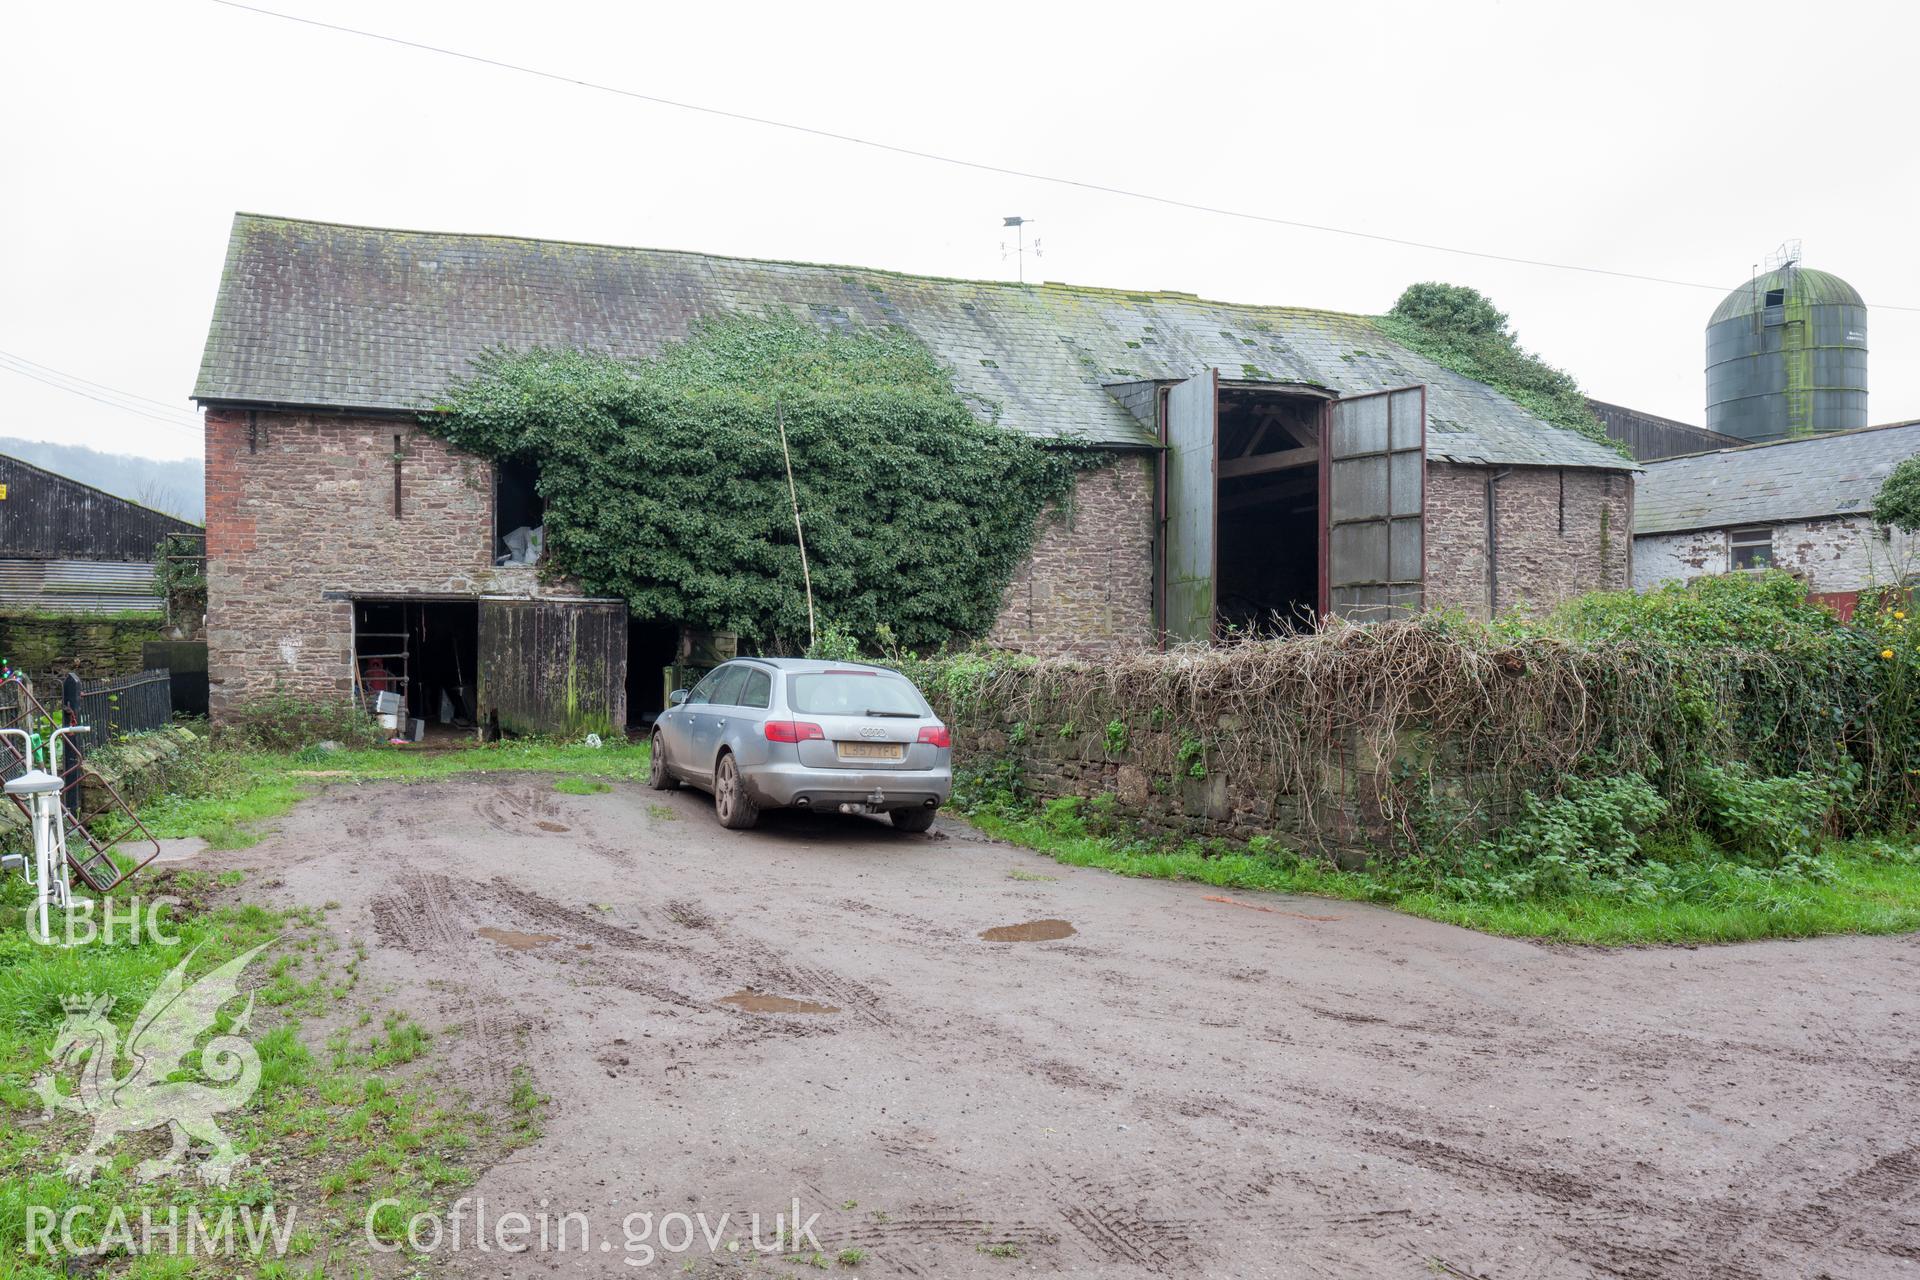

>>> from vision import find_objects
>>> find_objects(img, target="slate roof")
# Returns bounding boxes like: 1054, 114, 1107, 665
194, 213, 1632, 469
1635, 420, 1920, 535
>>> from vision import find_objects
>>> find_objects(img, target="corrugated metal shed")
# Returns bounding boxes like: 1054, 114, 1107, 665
1635, 419, 1920, 535
194, 213, 1632, 472
0, 452, 201, 561
0, 559, 162, 613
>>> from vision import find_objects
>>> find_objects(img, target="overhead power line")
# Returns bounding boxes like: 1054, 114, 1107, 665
210, 0, 1920, 315
0, 349, 195, 415
0, 349, 201, 434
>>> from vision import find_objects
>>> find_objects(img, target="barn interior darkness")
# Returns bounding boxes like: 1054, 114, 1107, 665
494, 458, 545, 561
626, 619, 678, 730
1214, 388, 1324, 634
353, 599, 478, 729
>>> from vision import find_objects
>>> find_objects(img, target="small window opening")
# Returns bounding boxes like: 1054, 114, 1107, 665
1764, 288, 1785, 307
1730, 526, 1773, 571
495, 457, 546, 565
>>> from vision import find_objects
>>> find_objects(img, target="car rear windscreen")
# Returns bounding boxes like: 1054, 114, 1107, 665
788, 671, 927, 717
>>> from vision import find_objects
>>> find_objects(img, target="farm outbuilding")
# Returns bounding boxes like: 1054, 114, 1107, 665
0, 450, 201, 613
1634, 419, 1920, 616
192, 214, 1637, 730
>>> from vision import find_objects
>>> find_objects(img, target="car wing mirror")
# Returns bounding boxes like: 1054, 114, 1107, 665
669, 689, 689, 706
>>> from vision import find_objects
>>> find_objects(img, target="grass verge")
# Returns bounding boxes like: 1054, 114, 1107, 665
963, 801, 1920, 947
0, 867, 545, 1278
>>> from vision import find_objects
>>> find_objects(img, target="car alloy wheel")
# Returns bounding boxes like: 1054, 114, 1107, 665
713, 753, 760, 830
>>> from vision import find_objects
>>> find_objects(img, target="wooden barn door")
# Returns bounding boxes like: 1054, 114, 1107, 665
1162, 369, 1219, 644
1322, 385, 1426, 621
477, 599, 627, 736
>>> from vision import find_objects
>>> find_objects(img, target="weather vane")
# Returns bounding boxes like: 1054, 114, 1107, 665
1000, 216, 1042, 284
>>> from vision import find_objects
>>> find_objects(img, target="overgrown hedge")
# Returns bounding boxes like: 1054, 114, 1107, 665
897, 573, 1916, 853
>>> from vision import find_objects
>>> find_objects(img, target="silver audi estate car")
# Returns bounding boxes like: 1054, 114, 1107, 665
647, 657, 953, 832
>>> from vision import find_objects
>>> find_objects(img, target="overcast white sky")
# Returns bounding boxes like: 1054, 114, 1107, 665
4, 0, 1918, 464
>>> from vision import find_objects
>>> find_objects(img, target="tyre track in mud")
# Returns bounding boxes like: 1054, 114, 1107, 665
222, 774, 1920, 1278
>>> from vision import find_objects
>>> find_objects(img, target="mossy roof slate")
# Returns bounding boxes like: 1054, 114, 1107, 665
193, 213, 1629, 469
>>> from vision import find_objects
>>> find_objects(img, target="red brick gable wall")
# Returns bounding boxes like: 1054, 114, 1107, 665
204, 409, 496, 717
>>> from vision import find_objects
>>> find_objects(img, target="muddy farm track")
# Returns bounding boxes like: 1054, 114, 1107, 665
217, 774, 1920, 1277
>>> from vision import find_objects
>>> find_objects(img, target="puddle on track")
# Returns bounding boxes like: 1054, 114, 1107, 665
478, 927, 563, 951
717, 989, 841, 1015
980, 919, 1076, 943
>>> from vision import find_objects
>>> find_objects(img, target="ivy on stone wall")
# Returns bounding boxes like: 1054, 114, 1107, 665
427, 317, 1102, 650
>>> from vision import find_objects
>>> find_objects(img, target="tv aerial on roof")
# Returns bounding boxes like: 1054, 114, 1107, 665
1000, 216, 1042, 284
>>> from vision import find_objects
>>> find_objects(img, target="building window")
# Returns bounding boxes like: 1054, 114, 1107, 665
1730, 526, 1773, 571
1764, 288, 1785, 307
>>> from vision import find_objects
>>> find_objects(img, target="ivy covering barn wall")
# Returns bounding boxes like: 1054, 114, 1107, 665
427, 317, 1104, 652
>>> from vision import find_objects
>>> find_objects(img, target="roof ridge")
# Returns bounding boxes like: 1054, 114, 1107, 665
228, 211, 1380, 321
0, 449, 204, 527
1649, 418, 1920, 463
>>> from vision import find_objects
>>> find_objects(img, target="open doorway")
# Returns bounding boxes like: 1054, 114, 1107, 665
1162, 374, 1427, 643
625, 618, 679, 732
353, 598, 479, 738
1213, 387, 1327, 636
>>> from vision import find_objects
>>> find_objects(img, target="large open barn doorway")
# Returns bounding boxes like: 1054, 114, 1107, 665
1160, 373, 1428, 642
352, 598, 480, 736
1215, 387, 1326, 635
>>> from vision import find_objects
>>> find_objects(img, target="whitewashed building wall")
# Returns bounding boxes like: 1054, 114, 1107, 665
1634, 518, 1917, 593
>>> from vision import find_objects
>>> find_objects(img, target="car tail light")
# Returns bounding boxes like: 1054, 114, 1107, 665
763, 720, 825, 743
917, 725, 952, 748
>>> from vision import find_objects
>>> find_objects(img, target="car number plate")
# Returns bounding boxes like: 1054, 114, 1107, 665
837, 741, 904, 761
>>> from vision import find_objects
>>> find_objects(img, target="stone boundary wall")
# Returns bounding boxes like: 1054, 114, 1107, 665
918, 650, 1513, 864
0, 611, 168, 681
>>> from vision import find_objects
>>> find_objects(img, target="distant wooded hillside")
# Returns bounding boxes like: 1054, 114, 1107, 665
0, 437, 202, 522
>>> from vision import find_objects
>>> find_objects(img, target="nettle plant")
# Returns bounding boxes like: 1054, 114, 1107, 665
428, 317, 1103, 652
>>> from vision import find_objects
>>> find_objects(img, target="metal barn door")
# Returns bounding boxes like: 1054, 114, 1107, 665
477, 599, 628, 736
1162, 370, 1219, 643
1322, 385, 1425, 620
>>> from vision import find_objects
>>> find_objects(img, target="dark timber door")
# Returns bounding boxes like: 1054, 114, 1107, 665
1322, 385, 1425, 620
477, 599, 628, 736
1163, 369, 1219, 643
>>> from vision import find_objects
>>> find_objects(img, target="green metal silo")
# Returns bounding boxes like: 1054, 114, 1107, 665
1705, 264, 1867, 442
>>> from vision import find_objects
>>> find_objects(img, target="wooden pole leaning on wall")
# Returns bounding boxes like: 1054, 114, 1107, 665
775, 399, 817, 649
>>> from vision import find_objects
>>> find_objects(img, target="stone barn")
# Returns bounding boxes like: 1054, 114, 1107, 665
192, 213, 1636, 730
1634, 419, 1920, 617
